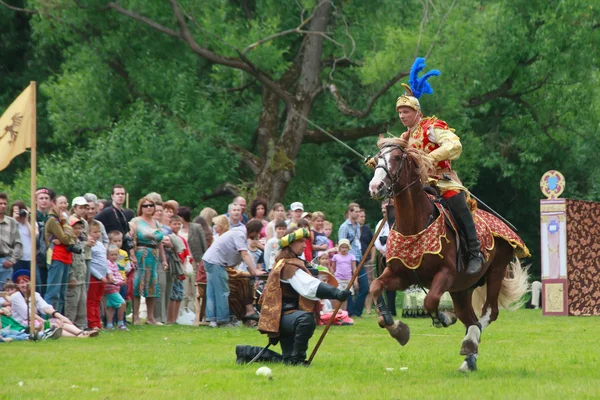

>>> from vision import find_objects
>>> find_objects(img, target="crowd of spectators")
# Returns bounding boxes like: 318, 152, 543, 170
0, 186, 385, 342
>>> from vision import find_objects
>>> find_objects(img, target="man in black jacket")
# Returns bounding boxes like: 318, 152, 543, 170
95, 185, 129, 235
95, 185, 135, 263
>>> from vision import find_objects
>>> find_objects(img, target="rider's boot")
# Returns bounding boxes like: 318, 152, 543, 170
446, 192, 484, 275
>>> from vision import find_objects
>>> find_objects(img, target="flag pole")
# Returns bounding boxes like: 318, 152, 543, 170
29, 82, 37, 335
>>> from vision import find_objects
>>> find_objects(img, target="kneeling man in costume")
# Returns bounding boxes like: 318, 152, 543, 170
236, 228, 351, 366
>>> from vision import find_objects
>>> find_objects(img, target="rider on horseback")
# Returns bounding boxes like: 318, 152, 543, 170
394, 58, 484, 275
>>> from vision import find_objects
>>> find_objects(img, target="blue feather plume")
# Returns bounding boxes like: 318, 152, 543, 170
407, 57, 441, 99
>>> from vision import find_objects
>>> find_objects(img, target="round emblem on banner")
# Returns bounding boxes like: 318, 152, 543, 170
540, 170, 565, 199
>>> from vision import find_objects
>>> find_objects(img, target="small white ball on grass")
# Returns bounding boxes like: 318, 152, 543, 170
256, 366, 273, 380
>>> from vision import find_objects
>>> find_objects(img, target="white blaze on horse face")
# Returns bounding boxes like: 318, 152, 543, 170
369, 153, 391, 197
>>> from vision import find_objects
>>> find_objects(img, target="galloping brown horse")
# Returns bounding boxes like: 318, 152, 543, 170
368, 138, 530, 372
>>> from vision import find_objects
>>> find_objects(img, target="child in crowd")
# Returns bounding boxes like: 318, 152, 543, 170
242, 236, 264, 299
316, 251, 332, 274
315, 267, 354, 326
105, 245, 128, 330
65, 219, 87, 329
323, 220, 336, 264
167, 215, 188, 324
87, 221, 108, 331
263, 220, 287, 271
311, 212, 329, 259
323, 221, 335, 249
331, 239, 358, 311
108, 231, 132, 320
239, 236, 263, 273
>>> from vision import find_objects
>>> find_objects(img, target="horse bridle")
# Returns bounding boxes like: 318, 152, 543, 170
374, 144, 420, 197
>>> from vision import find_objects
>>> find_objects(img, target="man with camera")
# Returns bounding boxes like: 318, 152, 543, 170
11, 200, 34, 274
0, 193, 23, 290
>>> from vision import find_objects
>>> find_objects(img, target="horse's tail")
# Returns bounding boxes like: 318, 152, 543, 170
472, 258, 530, 316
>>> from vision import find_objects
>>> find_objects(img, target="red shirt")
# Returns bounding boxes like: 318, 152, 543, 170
52, 243, 72, 264
304, 240, 313, 263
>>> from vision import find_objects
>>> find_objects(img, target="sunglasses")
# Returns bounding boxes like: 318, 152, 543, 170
141, 204, 155, 208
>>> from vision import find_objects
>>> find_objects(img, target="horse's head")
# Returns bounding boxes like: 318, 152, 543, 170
369, 139, 433, 200
368, 144, 408, 200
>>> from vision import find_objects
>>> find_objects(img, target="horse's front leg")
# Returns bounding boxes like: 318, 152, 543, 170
370, 269, 410, 346
424, 268, 457, 328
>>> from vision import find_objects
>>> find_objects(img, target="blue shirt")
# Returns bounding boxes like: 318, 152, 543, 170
90, 242, 108, 280
338, 219, 362, 261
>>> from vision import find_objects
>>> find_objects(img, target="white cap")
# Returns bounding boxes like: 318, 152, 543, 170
290, 202, 304, 211
71, 196, 88, 207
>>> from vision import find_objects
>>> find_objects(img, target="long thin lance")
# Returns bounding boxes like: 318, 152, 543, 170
295, 112, 367, 160
307, 220, 386, 365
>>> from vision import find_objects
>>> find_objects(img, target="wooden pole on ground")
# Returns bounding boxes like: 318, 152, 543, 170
29, 81, 37, 335
307, 220, 386, 364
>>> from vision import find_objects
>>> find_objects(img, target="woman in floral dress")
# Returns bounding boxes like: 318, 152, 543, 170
130, 197, 167, 325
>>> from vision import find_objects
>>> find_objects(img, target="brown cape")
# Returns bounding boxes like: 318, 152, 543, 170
257, 257, 317, 337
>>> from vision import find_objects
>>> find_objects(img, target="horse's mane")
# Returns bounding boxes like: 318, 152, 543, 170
377, 137, 408, 150
376, 137, 434, 184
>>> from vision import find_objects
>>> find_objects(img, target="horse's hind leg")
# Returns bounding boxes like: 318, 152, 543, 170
452, 290, 481, 365
458, 244, 514, 372
450, 290, 478, 328
455, 290, 482, 372
483, 241, 514, 322
451, 290, 481, 356
424, 268, 457, 328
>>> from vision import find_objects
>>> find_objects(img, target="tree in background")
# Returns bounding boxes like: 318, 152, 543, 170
1, 0, 599, 277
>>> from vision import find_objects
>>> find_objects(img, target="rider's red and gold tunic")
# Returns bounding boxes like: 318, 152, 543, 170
400, 116, 465, 194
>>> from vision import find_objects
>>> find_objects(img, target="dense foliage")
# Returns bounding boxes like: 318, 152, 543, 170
1, 0, 599, 276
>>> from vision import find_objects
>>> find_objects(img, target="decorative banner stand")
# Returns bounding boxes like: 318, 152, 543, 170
540, 170, 600, 316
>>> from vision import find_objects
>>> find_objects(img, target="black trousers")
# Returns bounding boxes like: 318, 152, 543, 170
236, 310, 316, 365
279, 310, 316, 364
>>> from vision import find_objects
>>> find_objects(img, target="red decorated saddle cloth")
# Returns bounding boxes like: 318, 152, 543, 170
386, 200, 530, 270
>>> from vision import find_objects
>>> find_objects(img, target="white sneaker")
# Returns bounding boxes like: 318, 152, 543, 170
42, 327, 62, 340
209, 322, 218, 328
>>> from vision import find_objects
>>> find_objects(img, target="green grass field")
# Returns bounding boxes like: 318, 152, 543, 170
3, 310, 600, 399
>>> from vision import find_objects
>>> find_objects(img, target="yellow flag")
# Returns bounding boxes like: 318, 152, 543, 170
0, 84, 35, 171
